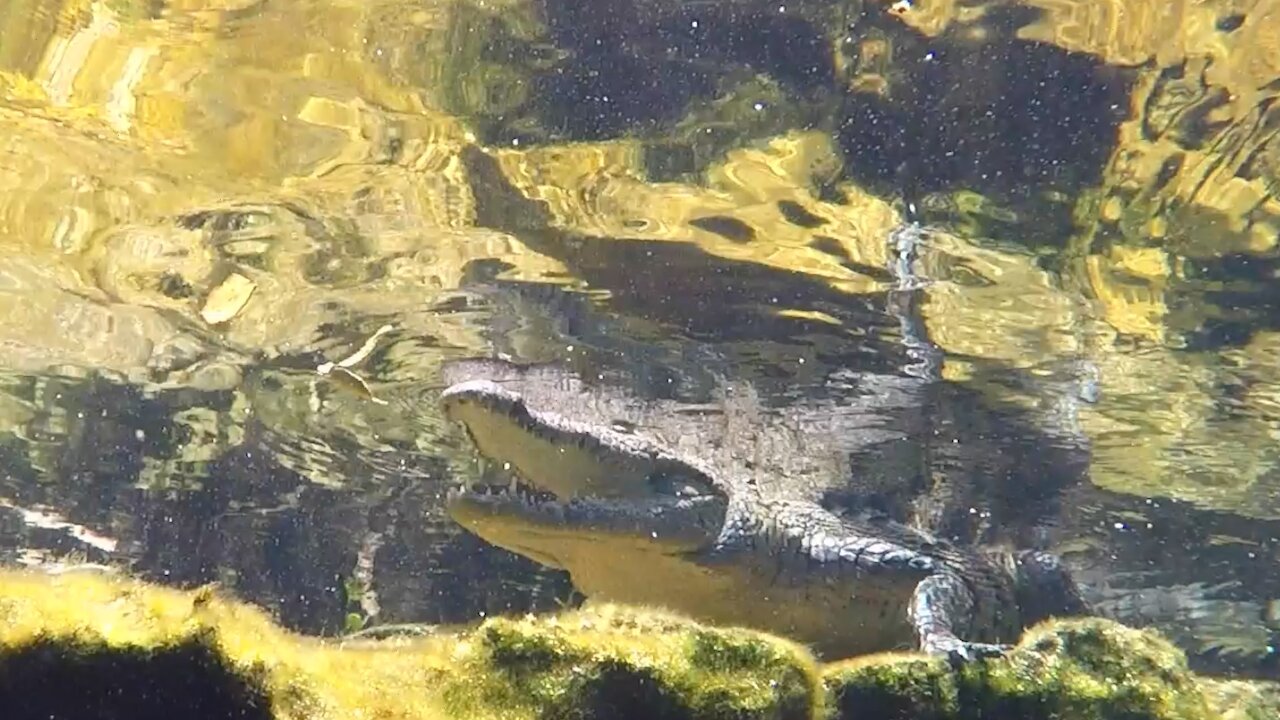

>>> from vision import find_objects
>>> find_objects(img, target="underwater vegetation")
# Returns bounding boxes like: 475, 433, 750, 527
0, 569, 1273, 719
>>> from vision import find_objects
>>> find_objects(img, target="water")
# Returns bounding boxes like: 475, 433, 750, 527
0, 0, 1279, 683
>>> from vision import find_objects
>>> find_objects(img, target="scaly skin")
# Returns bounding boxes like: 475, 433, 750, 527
442, 379, 1088, 661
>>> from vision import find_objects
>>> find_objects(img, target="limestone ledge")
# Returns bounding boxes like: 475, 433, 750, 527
0, 569, 1273, 720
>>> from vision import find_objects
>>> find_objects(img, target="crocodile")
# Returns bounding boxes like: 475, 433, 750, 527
440, 368, 1090, 661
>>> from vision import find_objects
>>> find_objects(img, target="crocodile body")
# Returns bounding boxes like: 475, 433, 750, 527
441, 370, 1089, 660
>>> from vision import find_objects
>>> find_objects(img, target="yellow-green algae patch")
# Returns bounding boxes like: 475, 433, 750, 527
824, 617, 1276, 720
0, 569, 821, 720
0, 569, 1276, 719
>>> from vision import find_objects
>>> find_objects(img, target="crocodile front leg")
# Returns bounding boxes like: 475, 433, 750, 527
908, 571, 1008, 661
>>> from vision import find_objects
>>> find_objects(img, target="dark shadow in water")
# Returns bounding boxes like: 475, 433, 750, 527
836, 4, 1133, 205
0, 636, 274, 720
133, 442, 354, 633
459, 144, 908, 374
1066, 485, 1280, 679
473, 0, 1133, 225
0, 373, 573, 637
523, 0, 834, 139
1174, 252, 1280, 351
462, 238, 905, 374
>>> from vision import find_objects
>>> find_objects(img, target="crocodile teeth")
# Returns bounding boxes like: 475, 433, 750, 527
448, 473, 558, 506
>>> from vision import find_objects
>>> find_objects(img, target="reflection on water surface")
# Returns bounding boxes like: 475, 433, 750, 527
1, 0, 1279, 683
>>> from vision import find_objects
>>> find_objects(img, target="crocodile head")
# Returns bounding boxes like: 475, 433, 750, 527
442, 380, 730, 570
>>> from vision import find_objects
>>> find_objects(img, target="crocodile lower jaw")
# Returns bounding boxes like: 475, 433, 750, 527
445, 480, 727, 556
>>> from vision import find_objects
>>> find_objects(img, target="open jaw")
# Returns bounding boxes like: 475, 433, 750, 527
441, 380, 728, 562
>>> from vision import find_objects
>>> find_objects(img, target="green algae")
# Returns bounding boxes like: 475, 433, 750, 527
823, 617, 1275, 720
0, 569, 1275, 720
0, 570, 820, 720
441, 612, 820, 720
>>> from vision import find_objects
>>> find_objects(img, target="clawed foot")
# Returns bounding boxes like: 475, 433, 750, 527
923, 635, 1009, 666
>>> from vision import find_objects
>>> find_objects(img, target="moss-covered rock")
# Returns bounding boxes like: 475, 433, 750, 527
0, 569, 1274, 720
824, 617, 1276, 720
0, 569, 820, 720
444, 607, 820, 720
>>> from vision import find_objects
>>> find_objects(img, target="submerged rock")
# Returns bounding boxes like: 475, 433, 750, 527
826, 617, 1276, 720
0, 569, 1273, 720
0, 569, 820, 720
